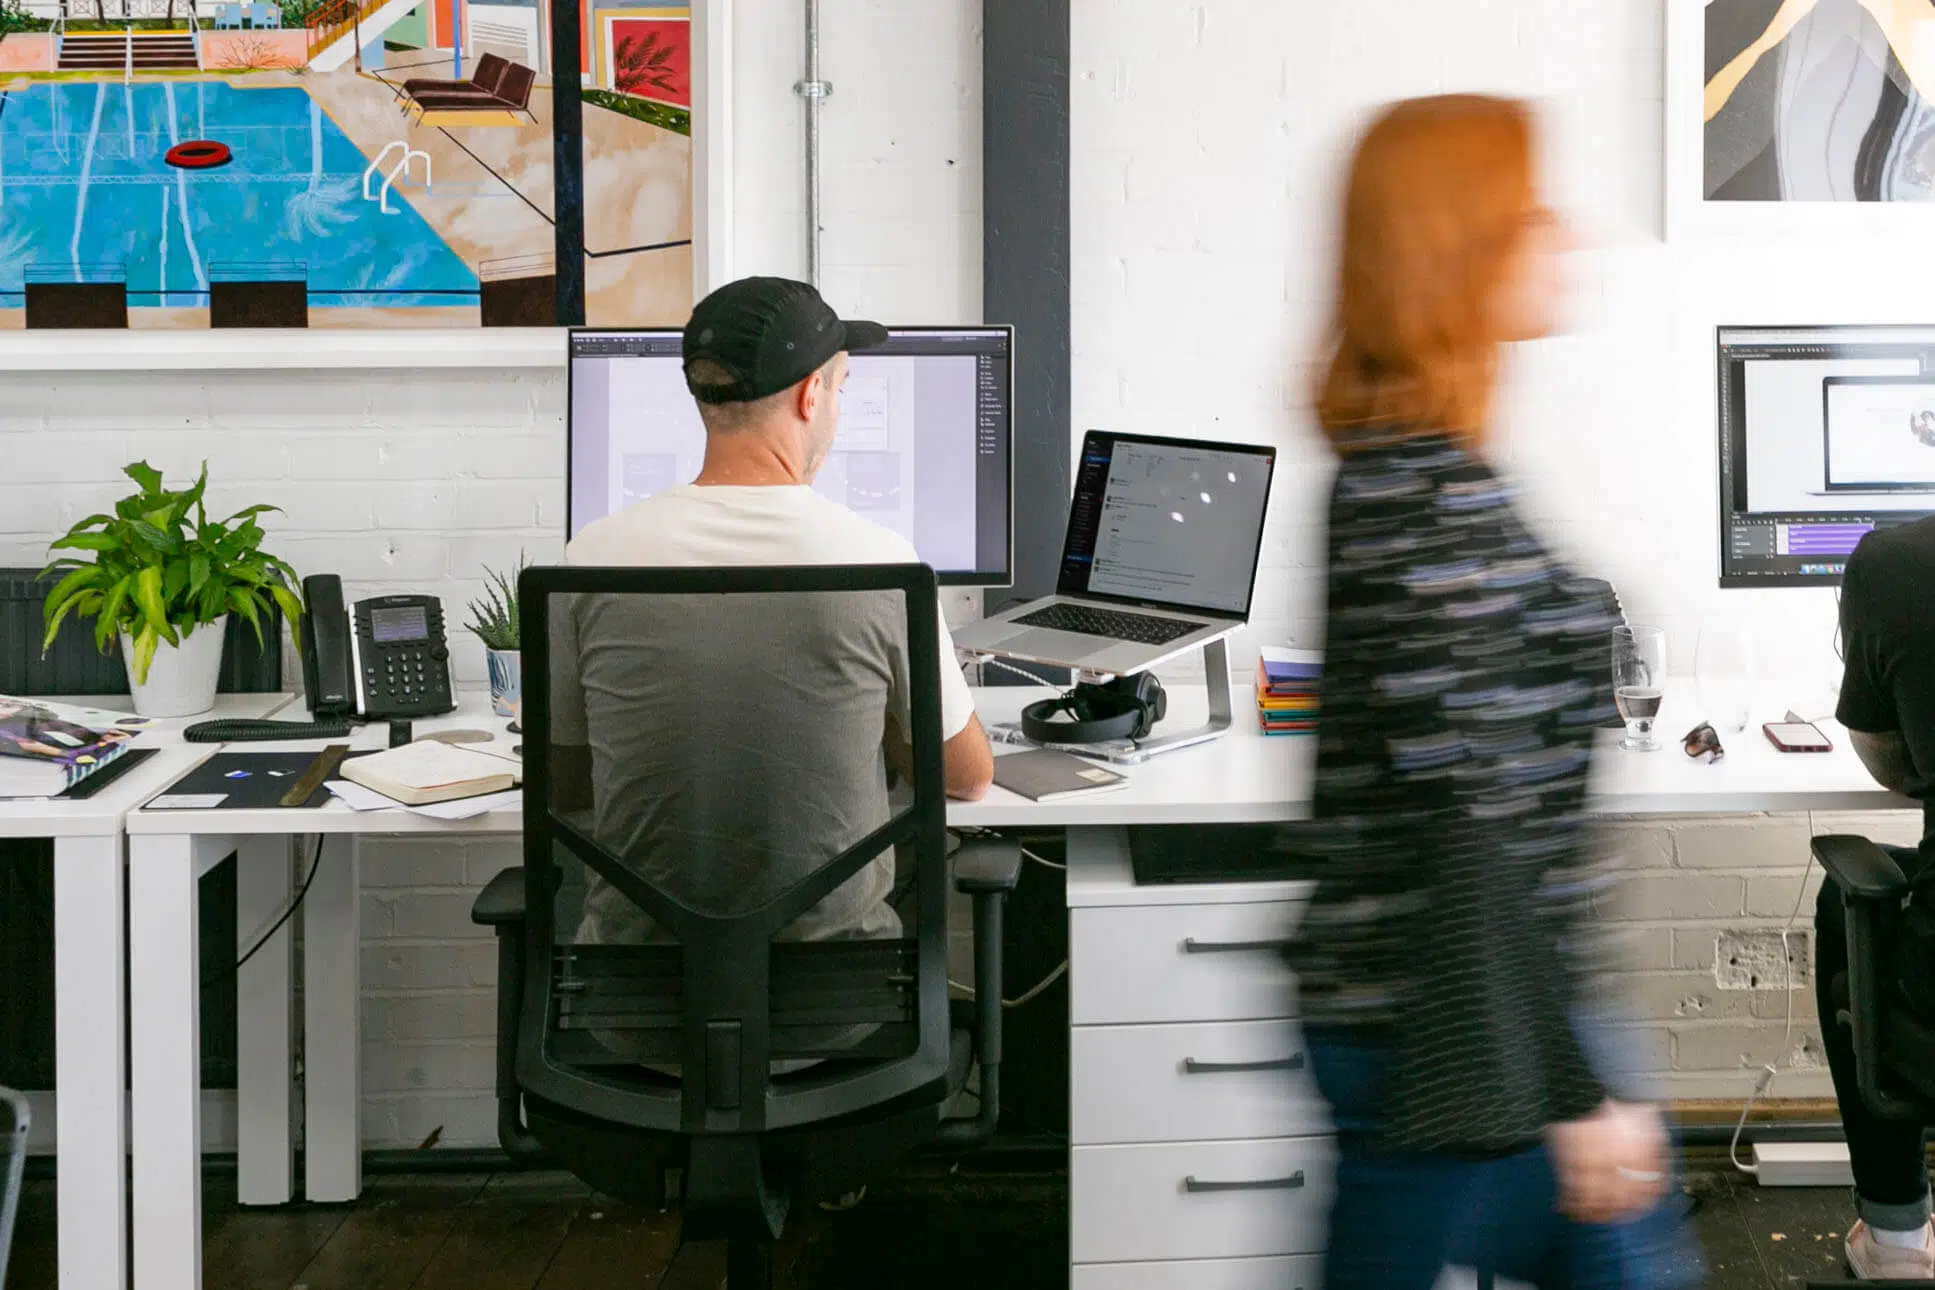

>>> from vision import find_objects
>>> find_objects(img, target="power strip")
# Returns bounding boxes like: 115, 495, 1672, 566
1752, 1140, 1854, 1187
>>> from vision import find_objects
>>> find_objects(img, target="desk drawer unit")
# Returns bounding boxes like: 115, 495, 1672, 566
1070, 1137, 1337, 1264
1071, 1018, 1329, 1146
1071, 1254, 1324, 1289
1070, 900, 1304, 1026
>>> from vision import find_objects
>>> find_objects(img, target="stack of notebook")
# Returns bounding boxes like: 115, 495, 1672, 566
0, 695, 145, 798
1255, 646, 1320, 736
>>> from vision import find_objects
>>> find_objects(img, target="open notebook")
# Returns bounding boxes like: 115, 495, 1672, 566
339, 740, 520, 806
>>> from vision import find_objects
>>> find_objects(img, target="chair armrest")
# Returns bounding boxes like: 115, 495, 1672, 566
1812, 836, 1911, 902
953, 836, 1022, 895
471, 867, 526, 927
939, 841, 1018, 1147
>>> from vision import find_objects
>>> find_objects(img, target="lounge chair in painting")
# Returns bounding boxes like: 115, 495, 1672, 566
404, 60, 538, 124
214, 4, 243, 29
395, 51, 508, 106
249, 4, 280, 27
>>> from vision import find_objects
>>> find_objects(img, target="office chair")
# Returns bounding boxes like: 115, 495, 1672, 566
1803, 839, 1935, 1290
470, 564, 1020, 1288
1812, 835, 1935, 1121
0, 1086, 26, 1288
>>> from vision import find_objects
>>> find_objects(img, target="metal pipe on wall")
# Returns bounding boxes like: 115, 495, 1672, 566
795, 0, 828, 285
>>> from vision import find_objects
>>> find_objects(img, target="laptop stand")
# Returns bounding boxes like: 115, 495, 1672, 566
986, 637, 1233, 765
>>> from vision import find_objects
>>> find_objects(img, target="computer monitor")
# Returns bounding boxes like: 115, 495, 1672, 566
567, 326, 1014, 586
1719, 324, 1935, 587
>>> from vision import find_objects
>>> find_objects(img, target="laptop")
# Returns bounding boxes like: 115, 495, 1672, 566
952, 430, 1276, 676
1811, 376, 1935, 494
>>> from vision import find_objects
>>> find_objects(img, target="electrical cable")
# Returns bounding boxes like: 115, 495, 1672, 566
1021, 845, 1065, 872
1729, 836, 1816, 1176
954, 825, 1066, 872
981, 656, 1062, 688
204, 835, 326, 990
950, 959, 1069, 1010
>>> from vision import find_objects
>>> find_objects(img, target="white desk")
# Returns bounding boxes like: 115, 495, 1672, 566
1048, 686, 1911, 1287
115, 682, 1914, 1290
3, 691, 290, 1290
121, 701, 522, 1290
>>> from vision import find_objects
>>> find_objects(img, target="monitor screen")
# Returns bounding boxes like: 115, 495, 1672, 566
1055, 431, 1277, 618
1719, 325, 1935, 587
567, 326, 1013, 585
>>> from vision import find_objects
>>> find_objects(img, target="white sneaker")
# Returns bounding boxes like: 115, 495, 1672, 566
1846, 1219, 1935, 1281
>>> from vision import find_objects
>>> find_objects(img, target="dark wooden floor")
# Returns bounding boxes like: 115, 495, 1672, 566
2, 1162, 1892, 1288
7, 1158, 1069, 1290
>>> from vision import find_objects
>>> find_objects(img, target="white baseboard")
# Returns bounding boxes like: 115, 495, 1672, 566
1752, 1140, 1855, 1187
21, 1090, 238, 1157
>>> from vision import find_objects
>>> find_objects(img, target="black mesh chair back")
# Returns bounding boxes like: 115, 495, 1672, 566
1813, 835, 1935, 1120
515, 563, 955, 1243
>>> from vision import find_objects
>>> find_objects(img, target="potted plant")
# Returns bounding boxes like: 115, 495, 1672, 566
40, 461, 304, 718
467, 559, 524, 718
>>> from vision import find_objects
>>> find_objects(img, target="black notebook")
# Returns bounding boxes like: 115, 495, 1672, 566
991, 749, 1128, 802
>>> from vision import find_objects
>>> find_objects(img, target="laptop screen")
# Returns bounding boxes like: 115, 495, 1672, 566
1054, 431, 1276, 618
1823, 377, 1935, 491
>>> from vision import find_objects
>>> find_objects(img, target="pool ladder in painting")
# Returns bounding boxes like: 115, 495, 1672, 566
362, 140, 432, 215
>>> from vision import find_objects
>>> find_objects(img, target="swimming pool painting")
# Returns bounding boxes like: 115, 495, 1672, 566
0, 81, 478, 309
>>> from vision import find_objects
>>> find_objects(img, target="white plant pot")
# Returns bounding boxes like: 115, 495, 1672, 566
121, 616, 227, 719
486, 648, 521, 718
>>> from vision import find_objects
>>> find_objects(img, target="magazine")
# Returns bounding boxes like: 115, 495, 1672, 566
0, 696, 149, 799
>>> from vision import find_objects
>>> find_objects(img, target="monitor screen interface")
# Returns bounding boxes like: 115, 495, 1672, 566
568, 327, 1013, 585
1057, 433, 1276, 617
1719, 325, 1935, 587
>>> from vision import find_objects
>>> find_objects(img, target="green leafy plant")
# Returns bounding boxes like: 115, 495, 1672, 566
40, 461, 304, 684
466, 558, 525, 651
0, 0, 52, 35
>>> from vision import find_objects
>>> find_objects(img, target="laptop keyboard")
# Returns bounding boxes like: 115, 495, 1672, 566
1013, 603, 1206, 646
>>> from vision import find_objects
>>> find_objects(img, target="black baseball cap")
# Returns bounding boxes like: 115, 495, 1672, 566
681, 276, 888, 404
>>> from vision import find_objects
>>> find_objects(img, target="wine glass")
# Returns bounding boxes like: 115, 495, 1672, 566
1695, 620, 1756, 733
1612, 625, 1666, 752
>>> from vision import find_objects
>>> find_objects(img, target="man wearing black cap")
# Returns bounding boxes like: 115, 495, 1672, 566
559, 276, 993, 950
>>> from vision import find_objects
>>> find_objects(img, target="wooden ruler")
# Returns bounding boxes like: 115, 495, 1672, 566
281, 743, 351, 808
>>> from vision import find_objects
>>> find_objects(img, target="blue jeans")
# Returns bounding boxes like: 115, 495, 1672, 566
1308, 1021, 1702, 1290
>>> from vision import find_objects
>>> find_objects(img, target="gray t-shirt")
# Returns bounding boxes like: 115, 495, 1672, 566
553, 588, 913, 945
555, 486, 974, 947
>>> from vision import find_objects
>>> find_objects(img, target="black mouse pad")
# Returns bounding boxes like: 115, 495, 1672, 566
145, 750, 372, 810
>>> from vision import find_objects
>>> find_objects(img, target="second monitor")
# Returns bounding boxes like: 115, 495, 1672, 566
568, 326, 1013, 585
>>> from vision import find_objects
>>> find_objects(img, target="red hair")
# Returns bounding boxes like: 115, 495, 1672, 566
1315, 95, 1537, 450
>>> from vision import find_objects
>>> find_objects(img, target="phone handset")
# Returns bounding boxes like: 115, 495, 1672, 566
301, 573, 356, 719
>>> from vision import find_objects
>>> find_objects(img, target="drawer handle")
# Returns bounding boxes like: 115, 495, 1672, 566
1181, 937, 1294, 954
1183, 1171, 1306, 1194
1183, 1054, 1306, 1074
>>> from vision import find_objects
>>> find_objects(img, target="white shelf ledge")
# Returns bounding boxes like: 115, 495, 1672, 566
0, 329, 568, 372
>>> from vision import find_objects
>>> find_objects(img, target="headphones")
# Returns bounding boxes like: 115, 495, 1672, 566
1021, 673, 1168, 746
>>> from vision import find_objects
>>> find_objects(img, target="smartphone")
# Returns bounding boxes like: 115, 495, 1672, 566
1764, 721, 1833, 753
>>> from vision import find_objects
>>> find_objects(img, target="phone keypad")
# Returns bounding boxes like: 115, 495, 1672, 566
354, 599, 454, 718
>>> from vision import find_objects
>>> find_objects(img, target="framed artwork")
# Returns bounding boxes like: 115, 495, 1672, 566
1667, 0, 1935, 239
0, 0, 729, 330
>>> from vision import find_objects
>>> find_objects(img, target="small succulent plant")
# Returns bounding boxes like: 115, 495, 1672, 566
466, 558, 524, 651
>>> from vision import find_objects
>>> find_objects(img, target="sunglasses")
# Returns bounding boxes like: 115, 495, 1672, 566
1683, 722, 1724, 763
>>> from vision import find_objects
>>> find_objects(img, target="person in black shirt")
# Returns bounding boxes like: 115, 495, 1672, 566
1283, 95, 1693, 1289
1822, 519, 1935, 1279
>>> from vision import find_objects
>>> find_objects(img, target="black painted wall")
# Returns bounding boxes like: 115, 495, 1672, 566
984, 0, 1071, 615
982, 0, 1074, 1137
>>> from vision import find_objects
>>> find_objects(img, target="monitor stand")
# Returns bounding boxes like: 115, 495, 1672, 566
987, 637, 1233, 765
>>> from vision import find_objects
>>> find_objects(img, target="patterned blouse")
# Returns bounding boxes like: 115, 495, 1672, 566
1281, 429, 1623, 1154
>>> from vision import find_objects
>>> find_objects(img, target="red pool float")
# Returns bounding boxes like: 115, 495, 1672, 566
164, 140, 232, 170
